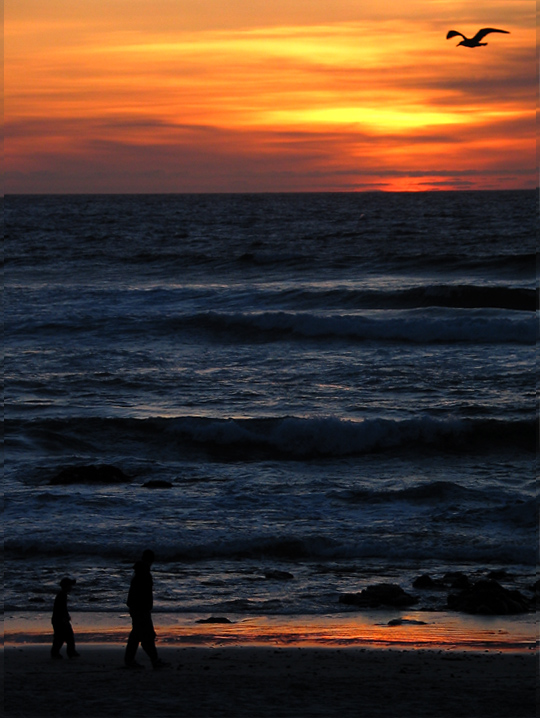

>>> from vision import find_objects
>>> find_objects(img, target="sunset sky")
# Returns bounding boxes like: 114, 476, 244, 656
5, 0, 537, 193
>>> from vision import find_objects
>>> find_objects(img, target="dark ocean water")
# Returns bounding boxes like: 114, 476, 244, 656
3, 191, 538, 618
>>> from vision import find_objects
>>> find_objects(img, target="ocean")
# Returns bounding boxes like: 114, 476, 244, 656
4, 191, 537, 639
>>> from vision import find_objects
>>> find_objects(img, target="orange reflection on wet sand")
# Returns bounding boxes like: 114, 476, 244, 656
157, 614, 536, 652
4, 612, 536, 652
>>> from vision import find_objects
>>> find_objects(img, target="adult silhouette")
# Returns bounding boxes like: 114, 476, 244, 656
124, 549, 169, 669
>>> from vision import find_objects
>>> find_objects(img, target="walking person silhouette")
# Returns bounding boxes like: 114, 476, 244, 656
51, 577, 80, 659
124, 549, 169, 669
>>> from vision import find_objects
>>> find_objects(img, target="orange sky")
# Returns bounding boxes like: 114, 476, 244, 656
5, 0, 537, 192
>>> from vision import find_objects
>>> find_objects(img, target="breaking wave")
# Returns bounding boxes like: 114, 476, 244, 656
8, 415, 536, 461
185, 309, 535, 344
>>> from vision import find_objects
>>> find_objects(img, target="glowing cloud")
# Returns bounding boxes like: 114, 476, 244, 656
5, 0, 536, 192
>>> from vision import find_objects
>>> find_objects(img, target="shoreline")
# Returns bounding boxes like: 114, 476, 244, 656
4, 644, 537, 718
4, 610, 537, 653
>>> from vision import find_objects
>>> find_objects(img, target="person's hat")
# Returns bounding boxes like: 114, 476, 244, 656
59, 577, 76, 589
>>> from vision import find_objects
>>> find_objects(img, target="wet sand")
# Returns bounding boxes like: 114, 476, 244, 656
3, 644, 537, 718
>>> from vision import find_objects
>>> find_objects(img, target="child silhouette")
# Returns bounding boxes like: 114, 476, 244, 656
51, 577, 80, 659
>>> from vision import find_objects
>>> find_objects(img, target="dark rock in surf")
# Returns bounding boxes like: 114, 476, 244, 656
143, 480, 173, 489
447, 579, 532, 615
339, 583, 418, 608
442, 572, 470, 590
413, 574, 445, 589
264, 570, 294, 581
49, 465, 131, 485
531, 581, 540, 607
486, 569, 512, 581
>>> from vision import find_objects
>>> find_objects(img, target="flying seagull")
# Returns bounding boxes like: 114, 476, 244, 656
446, 28, 509, 47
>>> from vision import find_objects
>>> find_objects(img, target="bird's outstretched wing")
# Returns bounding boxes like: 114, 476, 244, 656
446, 30, 465, 40
472, 28, 510, 42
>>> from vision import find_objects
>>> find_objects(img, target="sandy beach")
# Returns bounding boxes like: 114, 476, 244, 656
3, 644, 536, 718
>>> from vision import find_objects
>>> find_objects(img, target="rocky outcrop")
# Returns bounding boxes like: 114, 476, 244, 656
413, 572, 470, 590
443, 572, 471, 590
447, 579, 532, 615
339, 583, 418, 608
49, 465, 131, 485
413, 574, 444, 589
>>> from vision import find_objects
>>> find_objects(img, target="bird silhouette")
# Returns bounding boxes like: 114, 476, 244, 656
446, 28, 509, 47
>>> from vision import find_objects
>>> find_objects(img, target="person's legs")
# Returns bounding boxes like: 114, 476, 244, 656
139, 615, 159, 664
51, 625, 64, 658
124, 622, 141, 665
65, 623, 79, 657
125, 612, 167, 668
